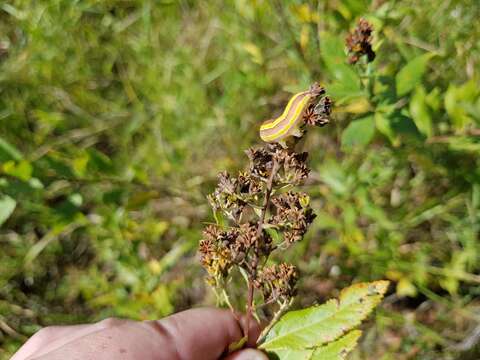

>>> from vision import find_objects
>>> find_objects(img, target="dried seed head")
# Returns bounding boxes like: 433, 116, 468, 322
304, 96, 332, 127
209, 171, 264, 222
246, 144, 310, 186
237, 171, 263, 195
199, 225, 243, 285
199, 84, 331, 313
303, 84, 332, 127
346, 18, 375, 65
270, 191, 316, 244
278, 151, 310, 185
246, 145, 275, 179
255, 263, 298, 302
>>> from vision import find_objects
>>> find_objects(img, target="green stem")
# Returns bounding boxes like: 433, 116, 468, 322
256, 298, 294, 345
222, 289, 236, 313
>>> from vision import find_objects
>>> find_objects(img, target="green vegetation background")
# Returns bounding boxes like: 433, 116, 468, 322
1, 0, 479, 358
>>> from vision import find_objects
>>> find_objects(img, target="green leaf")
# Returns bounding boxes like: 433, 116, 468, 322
2, 160, 33, 181
444, 80, 479, 130
268, 348, 313, 360
341, 116, 375, 149
269, 334, 362, 360
396, 53, 434, 97
374, 112, 398, 146
0, 137, 23, 162
312, 330, 362, 360
0, 195, 16, 227
320, 32, 361, 101
446, 137, 480, 154
327, 82, 365, 102
409, 86, 432, 137
260, 281, 389, 351
425, 87, 441, 111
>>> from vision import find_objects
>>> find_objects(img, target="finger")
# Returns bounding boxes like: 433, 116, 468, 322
32, 308, 249, 360
12, 319, 132, 360
11, 324, 93, 360
237, 314, 264, 347
145, 307, 247, 360
223, 348, 269, 360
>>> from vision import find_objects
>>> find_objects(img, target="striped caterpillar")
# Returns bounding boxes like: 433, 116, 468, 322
259, 83, 330, 148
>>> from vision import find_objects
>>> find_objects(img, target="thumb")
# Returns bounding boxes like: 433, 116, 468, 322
223, 348, 269, 360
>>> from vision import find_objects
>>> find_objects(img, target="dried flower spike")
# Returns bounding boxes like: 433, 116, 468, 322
199, 82, 331, 342
346, 18, 376, 65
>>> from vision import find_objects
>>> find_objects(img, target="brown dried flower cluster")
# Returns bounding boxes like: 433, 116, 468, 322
199, 83, 332, 333
304, 95, 332, 127
254, 263, 298, 302
246, 145, 311, 185
270, 191, 316, 244
201, 143, 313, 289
346, 18, 376, 65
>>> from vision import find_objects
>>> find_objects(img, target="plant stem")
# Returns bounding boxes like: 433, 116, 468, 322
223, 289, 236, 314
245, 279, 254, 339
256, 298, 294, 345
245, 158, 280, 339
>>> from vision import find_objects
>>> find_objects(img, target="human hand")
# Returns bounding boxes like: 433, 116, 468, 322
11, 307, 268, 360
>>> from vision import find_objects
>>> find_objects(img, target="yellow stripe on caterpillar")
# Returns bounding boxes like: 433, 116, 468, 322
260, 95, 311, 141
259, 91, 308, 131
259, 85, 323, 144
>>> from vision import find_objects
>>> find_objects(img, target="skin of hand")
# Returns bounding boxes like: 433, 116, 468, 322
11, 308, 268, 360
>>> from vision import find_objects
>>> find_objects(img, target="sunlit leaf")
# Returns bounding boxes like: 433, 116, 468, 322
409, 86, 432, 137
318, 161, 350, 195
396, 278, 417, 297
425, 87, 441, 111
337, 97, 372, 114
243, 42, 264, 65
268, 348, 313, 360
291, 4, 319, 23
396, 53, 434, 96
446, 137, 480, 153
374, 112, 398, 146
445, 80, 479, 130
0, 195, 16, 227
321, 33, 361, 101
341, 116, 375, 149
300, 25, 310, 51
260, 281, 389, 351
2, 160, 33, 181
0, 137, 23, 162
312, 330, 362, 360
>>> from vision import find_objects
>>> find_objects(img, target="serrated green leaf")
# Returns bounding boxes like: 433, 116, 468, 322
341, 116, 375, 149
260, 281, 389, 351
312, 330, 362, 360
266, 331, 363, 360
268, 348, 313, 360
0, 195, 16, 227
409, 86, 432, 137
396, 53, 434, 96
